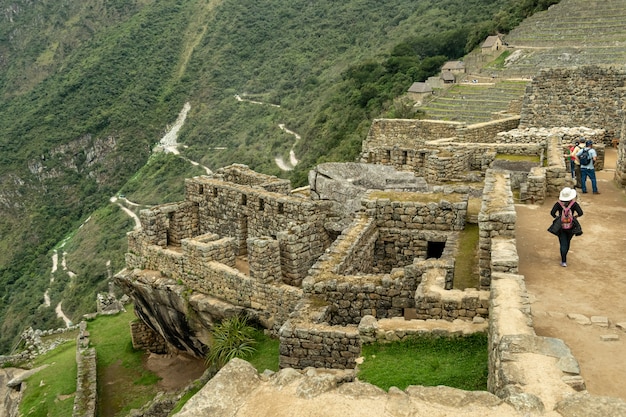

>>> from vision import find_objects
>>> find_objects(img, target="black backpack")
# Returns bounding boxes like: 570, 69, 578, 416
579, 148, 591, 165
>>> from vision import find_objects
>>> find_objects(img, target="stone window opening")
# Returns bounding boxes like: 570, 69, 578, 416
278, 202, 284, 214
198, 185, 204, 195
402, 150, 408, 165
212, 188, 218, 197
241, 194, 247, 206
427, 241, 445, 259
386, 149, 391, 161
259, 198, 265, 211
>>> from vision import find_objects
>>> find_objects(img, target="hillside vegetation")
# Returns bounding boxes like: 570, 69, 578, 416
0, 0, 559, 354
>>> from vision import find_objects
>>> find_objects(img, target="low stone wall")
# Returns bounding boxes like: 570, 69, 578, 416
213, 164, 291, 194
303, 269, 419, 326
184, 264, 303, 328
279, 314, 361, 370
72, 321, 96, 417
523, 166, 547, 204
478, 170, 516, 289
615, 124, 626, 187
130, 319, 169, 354
414, 264, 490, 321
487, 238, 585, 413
457, 117, 521, 143
363, 119, 460, 150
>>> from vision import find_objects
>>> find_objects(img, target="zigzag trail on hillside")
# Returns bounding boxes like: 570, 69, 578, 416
235, 94, 300, 171
155, 102, 213, 175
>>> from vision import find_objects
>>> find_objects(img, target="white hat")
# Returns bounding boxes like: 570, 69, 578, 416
559, 187, 576, 202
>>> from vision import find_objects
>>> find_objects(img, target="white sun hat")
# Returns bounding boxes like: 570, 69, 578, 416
559, 187, 577, 202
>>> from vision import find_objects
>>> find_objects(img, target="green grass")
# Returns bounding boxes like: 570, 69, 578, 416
357, 334, 488, 391
88, 308, 162, 417
247, 330, 280, 373
19, 340, 77, 417
486, 50, 512, 69
454, 223, 480, 290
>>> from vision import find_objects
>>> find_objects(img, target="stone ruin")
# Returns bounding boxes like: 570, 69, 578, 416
114, 65, 626, 414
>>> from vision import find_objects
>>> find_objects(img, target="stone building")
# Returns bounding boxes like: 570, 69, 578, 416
407, 82, 433, 103
116, 64, 626, 415
481, 35, 503, 53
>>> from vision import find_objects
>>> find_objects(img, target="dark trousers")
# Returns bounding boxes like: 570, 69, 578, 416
558, 230, 574, 263
574, 164, 581, 188
580, 168, 598, 193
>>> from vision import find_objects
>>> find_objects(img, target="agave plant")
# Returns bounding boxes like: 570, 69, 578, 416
205, 314, 257, 368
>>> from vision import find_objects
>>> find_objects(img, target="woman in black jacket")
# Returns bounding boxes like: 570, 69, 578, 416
550, 187, 583, 267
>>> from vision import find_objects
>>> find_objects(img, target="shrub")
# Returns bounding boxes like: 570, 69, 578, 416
205, 315, 257, 368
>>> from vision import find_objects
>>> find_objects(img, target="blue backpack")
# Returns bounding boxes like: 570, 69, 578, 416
579, 148, 591, 165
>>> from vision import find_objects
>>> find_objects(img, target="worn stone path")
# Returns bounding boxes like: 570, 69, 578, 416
515, 148, 626, 401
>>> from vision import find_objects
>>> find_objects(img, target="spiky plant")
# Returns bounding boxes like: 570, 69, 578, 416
205, 314, 257, 368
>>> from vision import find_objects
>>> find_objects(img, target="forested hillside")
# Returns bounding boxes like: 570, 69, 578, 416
0, 0, 557, 354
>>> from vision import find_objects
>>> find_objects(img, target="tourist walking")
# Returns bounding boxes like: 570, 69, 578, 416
550, 187, 583, 267
577, 140, 599, 194
569, 139, 583, 188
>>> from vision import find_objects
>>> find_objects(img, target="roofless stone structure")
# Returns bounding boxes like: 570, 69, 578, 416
116, 65, 626, 415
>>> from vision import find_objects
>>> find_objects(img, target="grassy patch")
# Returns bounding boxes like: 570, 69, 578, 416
454, 223, 480, 290
358, 334, 488, 391
88, 308, 162, 417
247, 330, 280, 373
486, 50, 512, 69
19, 340, 77, 417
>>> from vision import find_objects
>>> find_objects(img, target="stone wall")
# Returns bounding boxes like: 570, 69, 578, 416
215, 163, 291, 194
131, 167, 334, 287
488, 238, 586, 412
614, 105, 626, 187
362, 119, 460, 151
478, 170, 517, 289
414, 263, 490, 321
519, 66, 626, 143
183, 175, 333, 284
279, 306, 361, 370
130, 319, 169, 354
361, 191, 467, 272
457, 117, 521, 143
72, 321, 96, 417
279, 189, 472, 369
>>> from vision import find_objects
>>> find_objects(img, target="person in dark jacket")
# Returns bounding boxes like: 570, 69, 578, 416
550, 187, 583, 267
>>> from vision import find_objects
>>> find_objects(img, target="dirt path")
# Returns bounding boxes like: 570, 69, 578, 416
515, 148, 626, 400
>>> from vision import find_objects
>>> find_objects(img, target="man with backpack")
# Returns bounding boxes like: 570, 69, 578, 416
576, 139, 599, 194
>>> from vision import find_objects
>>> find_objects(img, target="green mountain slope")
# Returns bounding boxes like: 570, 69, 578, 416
0, 0, 551, 353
